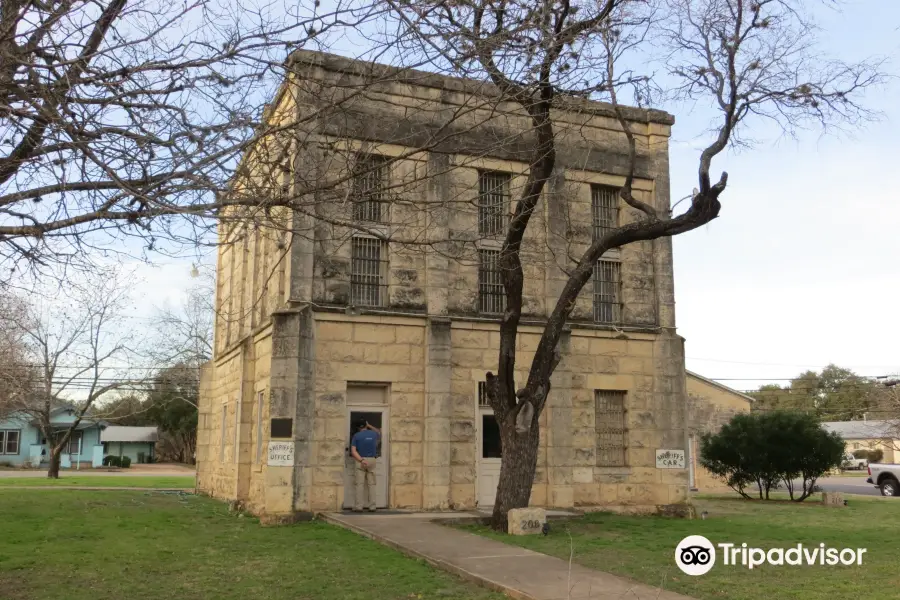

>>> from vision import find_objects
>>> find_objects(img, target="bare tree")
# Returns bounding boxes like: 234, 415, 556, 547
0, 0, 383, 276
150, 269, 215, 367
3, 272, 137, 477
0, 291, 36, 419
378, 0, 882, 528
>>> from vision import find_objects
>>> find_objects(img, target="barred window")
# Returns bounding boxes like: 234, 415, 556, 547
596, 390, 626, 466
478, 381, 490, 407
593, 259, 621, 323
478, 249, 505, 314
352, 154, 388, 223
478, 171, 510, 235
592, 185, 619, 241
351, 237, 388, 307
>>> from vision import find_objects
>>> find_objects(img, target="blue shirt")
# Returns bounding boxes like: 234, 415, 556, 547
351, 430, 379, 458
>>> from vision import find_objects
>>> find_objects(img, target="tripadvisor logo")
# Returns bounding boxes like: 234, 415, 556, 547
675, 535, 867, 576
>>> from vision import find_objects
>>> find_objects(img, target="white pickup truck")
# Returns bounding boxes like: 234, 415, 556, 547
867, 464, 900, 496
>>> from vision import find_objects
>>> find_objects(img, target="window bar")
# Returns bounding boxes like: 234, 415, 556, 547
479, 172, 509, 235
596, 391, 626, 467
353, 155, 387, 223
593, 260, 621, 323
592, 185, 619, 241
351, 237, 387, 307
478, 249, 506, 314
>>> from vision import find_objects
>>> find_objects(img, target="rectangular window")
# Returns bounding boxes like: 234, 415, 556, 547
478, 249, 505, 314
596, 390, 627, 467
352, 154, 388, 223
65, 431, 82, 455
481, 414, 502, 458
477, 381, 490, 407
593, 259, 621, 323
591, 184, 619, 241
255, 390, 265, 464
478, 171, 510, 235
350, 237, 388, 307
0, 430, 17, 455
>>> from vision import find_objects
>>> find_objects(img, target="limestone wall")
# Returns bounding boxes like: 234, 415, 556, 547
196, 346, 242, 500
685, 373, 753, 492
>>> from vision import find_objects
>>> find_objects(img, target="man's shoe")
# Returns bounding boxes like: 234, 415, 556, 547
367, 507, 377, 512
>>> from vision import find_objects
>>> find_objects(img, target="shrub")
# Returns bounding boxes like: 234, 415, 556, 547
120, 456, 132, 468
867, 448, 884, 463
102, 455, 121, 467
700, 411, 844, 502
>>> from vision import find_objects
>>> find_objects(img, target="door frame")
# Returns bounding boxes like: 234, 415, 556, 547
343, 402, 390, 508
476, 403, 502, 508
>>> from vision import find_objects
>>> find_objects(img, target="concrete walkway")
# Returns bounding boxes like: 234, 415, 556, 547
324, 512, 694, 600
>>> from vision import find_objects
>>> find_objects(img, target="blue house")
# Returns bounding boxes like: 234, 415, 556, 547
0, 407, 106, 468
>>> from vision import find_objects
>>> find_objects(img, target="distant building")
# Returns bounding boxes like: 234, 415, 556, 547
0, 407, 105, 468
101, 426, 159, 464
0, 408, 159, 468
821, 420, 899, 463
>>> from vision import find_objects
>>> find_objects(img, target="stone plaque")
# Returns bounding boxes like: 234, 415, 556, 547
508, 507, 547, 536
267, 441, 294, 467
822, 492, 845, 507
655, 449, 686, 469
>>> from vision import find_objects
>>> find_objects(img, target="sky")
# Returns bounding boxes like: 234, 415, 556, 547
118, 0, 900, 394
670, 1, 900, 391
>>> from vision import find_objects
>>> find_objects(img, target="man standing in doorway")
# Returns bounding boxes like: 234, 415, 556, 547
350, 420, 380, 512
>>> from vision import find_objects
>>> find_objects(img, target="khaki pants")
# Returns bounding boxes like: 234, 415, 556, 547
354, 457, 377, 510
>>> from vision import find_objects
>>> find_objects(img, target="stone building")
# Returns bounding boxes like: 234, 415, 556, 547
684, 371, 754, 492
197, 50, 695, 518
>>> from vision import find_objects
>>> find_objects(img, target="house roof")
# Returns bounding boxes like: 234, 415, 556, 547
821, 420, 898, 440
686, 370, 756, 403
100, 426, 159, 443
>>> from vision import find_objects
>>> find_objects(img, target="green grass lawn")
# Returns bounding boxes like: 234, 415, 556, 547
461, 495, 898, 600
0, 491, 501, 600
0, 476, 195, 488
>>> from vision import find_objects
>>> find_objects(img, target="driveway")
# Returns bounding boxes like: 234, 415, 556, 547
814, 475, 889, 497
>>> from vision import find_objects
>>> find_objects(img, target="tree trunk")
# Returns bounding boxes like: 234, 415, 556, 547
47, 449, 61, 479
490, 420, 541, 531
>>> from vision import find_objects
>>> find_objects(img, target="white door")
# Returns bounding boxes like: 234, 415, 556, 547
477, 408, 502, 507
343, 407, 389, 509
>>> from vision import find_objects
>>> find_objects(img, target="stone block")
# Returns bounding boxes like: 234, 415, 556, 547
450, 484, 475, 509
508, 507, 547, 535
574, 483, 601, 506
354, 324, 394, 344
393, 468, 421, 485
380, 344, 411, 364
822, 492, 845, 507
393, 419, 424, 442
394, 484, 423, 508
454, 330, 490, 349
393, 393, 425, 417
550, 486, 574, 508
310, 485, 339, 511
450, 465, 475, 484
450, 442, 475, 465
573, 467, 594, 484
396, 326, 423, 344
